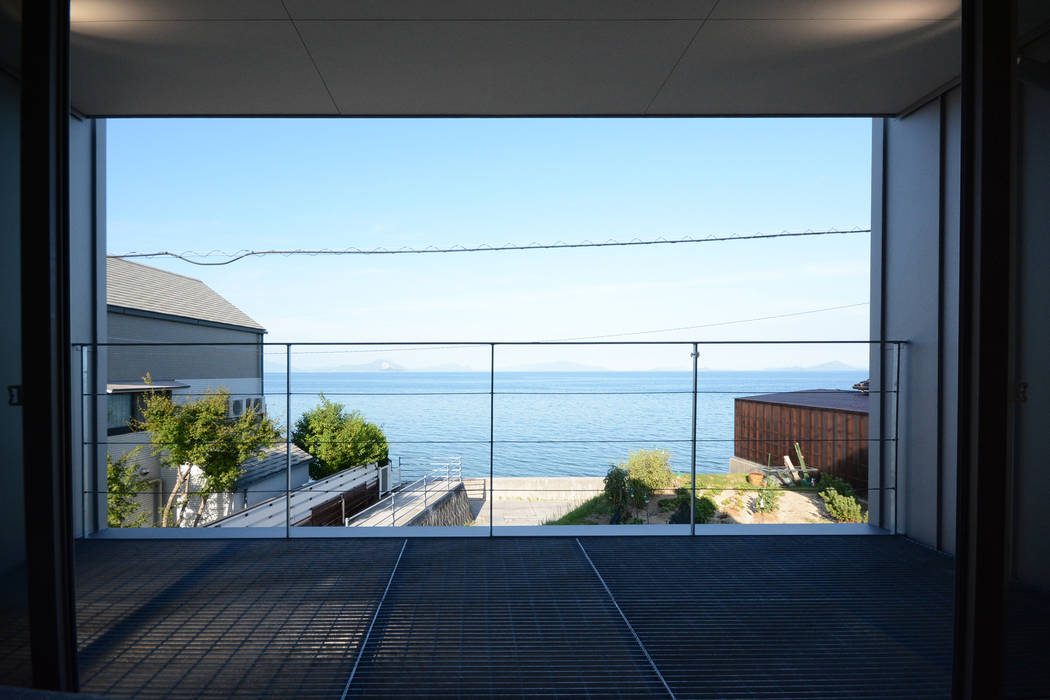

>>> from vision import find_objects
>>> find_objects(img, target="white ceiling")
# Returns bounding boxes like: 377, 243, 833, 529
67, 0, 962, 117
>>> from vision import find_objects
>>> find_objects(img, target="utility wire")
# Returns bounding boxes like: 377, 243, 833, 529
551, 302, 869, 341
108, 228, 869, 266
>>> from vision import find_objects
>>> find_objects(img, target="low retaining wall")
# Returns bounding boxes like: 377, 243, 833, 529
407, 483, 473, 527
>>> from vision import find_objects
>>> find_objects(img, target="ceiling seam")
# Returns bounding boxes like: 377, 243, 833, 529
279, 0, 340, 114
643, 0, 721, 115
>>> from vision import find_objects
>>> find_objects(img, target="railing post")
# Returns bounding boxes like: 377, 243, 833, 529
285, 344, 292, 539
489, 343, 495, 537
423, 474, 428, 508
893, 341, 902, 533
391, 484, 396, 526
691, 343, 698, 536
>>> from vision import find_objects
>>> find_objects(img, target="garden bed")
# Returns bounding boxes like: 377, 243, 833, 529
544, 472, 866, 526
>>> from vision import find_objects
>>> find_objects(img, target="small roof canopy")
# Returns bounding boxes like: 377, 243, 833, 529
106, 380, 190, 394
59, 0, 966, 117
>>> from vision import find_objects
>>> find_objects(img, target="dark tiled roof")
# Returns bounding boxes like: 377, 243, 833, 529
107, 257, 265, 331
737, 389, 869, 413
238, 444, 313, 485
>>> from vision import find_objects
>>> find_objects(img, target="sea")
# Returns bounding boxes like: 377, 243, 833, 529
263, 370, 864, 479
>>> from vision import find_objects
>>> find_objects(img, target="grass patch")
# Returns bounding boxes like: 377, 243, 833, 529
543, 495, 614, 525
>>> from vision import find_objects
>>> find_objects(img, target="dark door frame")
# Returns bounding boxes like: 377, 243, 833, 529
21, 0, 79, 690
953, 1, 1014, 698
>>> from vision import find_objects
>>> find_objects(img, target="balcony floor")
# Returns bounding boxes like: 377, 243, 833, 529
74, 535, 955, 699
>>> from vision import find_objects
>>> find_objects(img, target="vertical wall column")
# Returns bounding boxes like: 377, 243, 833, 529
870, 86, 962, 551
69, 116, 106, 537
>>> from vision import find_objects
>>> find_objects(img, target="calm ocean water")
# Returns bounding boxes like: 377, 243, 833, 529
264, 370, 863, 478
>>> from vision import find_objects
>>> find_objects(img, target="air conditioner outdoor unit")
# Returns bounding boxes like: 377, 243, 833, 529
379, 464, 390, 495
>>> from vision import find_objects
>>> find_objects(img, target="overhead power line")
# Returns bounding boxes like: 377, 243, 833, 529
109, 227, 870, 266
550, 302, 870, 341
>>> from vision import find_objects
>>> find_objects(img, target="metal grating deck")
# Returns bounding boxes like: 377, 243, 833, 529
74, 536, 956, 699
76, 539, 404, 698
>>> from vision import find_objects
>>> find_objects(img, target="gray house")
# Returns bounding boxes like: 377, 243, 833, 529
105, 258, 310, 524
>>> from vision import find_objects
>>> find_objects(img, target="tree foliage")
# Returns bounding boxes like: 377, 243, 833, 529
137, 386, 280, 527
603, 466, 631, 511
107, 447, 151, 527
622, 448, 674, 491
292, 396, 389, 480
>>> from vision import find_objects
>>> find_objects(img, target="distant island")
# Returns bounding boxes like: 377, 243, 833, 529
502, 361, 607, 372
312, 359, 608, 372
321, 359, 405, 372
765, 360, 866, 372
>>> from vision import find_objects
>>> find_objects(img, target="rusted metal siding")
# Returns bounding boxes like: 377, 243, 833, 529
734, 398, 869, 488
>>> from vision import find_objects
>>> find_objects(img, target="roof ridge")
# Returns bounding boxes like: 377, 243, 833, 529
106, 256, 206, 284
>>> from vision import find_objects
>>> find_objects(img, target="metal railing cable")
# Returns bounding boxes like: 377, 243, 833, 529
77, 339, 903, 535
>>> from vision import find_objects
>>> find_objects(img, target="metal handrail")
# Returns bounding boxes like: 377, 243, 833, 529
347, 457, 463, 526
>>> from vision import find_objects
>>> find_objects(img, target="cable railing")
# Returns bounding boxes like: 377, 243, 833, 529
74, 339, 903, 537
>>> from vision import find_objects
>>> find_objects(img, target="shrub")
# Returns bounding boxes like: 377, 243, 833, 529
695, 495, 717, 524
817, 474, 854, 498
820, 488, 868, 523
292, 396, 389, 480
622, 448, 674, 491
603, 466, 631, 510
628, 482, 652, 509
753, 487, 781, 515
666, 493, 717, 524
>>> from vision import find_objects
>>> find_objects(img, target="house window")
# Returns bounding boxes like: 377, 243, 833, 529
107, 394, 132, 433
107, 390, 170, 436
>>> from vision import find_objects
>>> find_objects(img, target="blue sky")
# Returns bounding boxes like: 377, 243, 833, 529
106, 118, 872, 371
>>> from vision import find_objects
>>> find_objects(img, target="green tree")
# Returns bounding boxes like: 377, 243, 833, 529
292, 396, 388, 480
138, 386, 281, 527
107, 446, 151, 527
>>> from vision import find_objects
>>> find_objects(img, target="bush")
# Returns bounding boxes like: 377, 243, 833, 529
292, 396, 389, 480
752, 487, 781, 515
820, 488, 868, 523
665, 492, 717, 524
622, 448, 674, 491
603, 466, 631, 510
817, 474, 854, 498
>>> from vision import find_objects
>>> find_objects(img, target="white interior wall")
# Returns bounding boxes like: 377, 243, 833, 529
871, 86, 961, 552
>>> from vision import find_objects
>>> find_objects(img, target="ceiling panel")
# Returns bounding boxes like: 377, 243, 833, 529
650, 18, 960, 115
297, 20, 700, 115
71, 0, 287, 21
285, 0, 716, 21
709, 0, 959, 20
1019, 0, 1050, 38
71, 20, 338, 115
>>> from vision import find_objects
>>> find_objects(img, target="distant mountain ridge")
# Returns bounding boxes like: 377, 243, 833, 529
322, 359, 404, 372
502, 361, 607, 372
766, 360, 865, 372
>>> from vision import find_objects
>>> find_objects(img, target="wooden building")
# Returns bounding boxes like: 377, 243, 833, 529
734, 390, 869, 488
